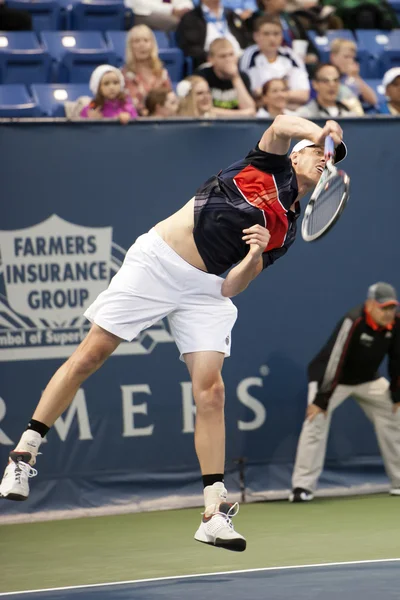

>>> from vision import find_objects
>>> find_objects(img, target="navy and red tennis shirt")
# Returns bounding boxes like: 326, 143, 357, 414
193, 143, 300, 276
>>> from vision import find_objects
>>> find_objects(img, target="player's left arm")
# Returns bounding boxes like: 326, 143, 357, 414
221, 224, 269, 298
388, 319, 400, 411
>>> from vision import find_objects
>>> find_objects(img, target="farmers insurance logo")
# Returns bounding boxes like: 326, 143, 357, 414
0, 215, 173, 362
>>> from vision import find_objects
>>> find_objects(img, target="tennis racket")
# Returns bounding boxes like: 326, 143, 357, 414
301, 136, 350, 242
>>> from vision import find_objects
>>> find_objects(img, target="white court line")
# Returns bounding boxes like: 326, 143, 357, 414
1, 558, 400, 596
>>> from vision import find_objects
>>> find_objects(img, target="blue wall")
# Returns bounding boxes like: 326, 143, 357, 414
0, 118, 399, 515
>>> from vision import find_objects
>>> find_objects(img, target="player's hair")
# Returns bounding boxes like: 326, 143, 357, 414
177, 75, 211, 117
125, 24, 164, 78
208, 38, 235, 57
145, 88, 169, 116
261, 77, 288, 96
330, 38, 357, 55
90, 72, 127, 110
253, 14, 283, 32
313, 62, 341, 81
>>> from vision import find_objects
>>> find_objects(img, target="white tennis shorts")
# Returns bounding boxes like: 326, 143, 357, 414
84, 229, 238, 358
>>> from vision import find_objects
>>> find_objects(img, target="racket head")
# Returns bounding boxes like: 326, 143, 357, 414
301, 164, 350, 242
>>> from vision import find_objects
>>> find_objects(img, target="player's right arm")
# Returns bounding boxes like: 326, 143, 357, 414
259, 115, 343, 156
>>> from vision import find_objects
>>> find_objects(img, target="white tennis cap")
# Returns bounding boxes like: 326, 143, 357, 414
291, 139, 347, 164
382, 67, 400, 90
89, 64, 124, 96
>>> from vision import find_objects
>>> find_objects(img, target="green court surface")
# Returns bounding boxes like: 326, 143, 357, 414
0, 494, 399, 594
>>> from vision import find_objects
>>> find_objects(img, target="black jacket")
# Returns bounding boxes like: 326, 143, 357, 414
308, 304, 400, 409
176, 6, 249, 69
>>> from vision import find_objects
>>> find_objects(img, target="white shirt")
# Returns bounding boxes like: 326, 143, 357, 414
240, 45, 310, 93
127, 0, 193, 16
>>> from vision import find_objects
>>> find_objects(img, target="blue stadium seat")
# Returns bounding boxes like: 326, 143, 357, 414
69, 0, 127, 32
5, 0, 61, 31
105, 30, 126, 66
0, 31, 51, 84
159, 49, 185, 84
40, 31, 117, 83
306, 30, 356, 63
0, 84, 40, 117
356, 30, 400, 78
364, 78, 387, 105
31, 82, 90, 116
154, 30, 170, 49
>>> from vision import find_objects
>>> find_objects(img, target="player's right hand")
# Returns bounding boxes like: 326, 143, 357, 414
242, 224, 271, 258
306, 404, 326, 421
316, 120, 343, 148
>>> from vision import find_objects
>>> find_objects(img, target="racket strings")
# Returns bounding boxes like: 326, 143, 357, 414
307, 175, 345, 236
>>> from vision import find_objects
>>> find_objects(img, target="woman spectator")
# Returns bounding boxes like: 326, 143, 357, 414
122, 24, 172, 115
145, 88, 180, 117
257, 77, 293, 117
177, 75, 254, 117
80, 65, 138, 123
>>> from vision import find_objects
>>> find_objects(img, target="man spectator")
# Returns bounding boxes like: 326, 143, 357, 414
176, 0, 249, 69
290, 282, 400, 503
380, 67, 400, 116
329, 38, 377, 114
240, 15, 310, 107
296, 63, 357, 118
195, 38, 256, 114
126, 0, 193, 32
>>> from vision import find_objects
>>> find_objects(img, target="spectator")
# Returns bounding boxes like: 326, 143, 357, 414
240, 15, 310, 107
296, 63, 357, 118
176, 0, 249, 69
222, 0, 257, 20
380, 67, 400, 116
195, 38, 256, 115
257, 77, 293, 117
0, 0, 32, 30
126, 0, 193, 32
245, 0, 319, 66
145, 88, 180, 117
122, 24, 172, 115
80, 65, 138, 124
330, 38, 377, 114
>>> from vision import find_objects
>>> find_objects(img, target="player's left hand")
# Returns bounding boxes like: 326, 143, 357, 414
392, 402, 400, 414
242, 224, 270, 258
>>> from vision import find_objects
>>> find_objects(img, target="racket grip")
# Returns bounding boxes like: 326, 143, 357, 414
324, 135, 335, 159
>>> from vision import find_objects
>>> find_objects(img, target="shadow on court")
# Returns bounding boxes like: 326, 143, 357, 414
2, 562, 400, 599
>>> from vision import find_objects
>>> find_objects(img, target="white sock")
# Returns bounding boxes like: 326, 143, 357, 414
204, 482, 227, 516
15, 430, 42, 465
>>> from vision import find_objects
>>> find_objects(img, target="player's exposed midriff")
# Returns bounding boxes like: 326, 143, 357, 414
153, 197, 209, 273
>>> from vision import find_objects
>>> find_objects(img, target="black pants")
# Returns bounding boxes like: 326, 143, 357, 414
0, 5, 32, 30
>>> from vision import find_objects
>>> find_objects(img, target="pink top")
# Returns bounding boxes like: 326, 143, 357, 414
122, 66, 172, 115
80, 97, 138, 119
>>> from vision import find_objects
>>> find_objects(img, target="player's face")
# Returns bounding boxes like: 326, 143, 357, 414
387, 76, 400, 105
130, 30, 153, 61
313, 66, 340, 104
254, 24, 283, 54
100, 72, 121, 100
194, 80, 213, 114
292, 146, 326, 186
162, 91, 179, 117
262, 79, 288, 110
367, 301, 397, 327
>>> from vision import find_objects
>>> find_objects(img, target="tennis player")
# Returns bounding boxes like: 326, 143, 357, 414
0, 115, 346, 552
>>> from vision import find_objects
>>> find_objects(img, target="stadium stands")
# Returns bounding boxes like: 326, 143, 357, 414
0, 83, 40, 116
0, 31, 52, 84
31, 82, 90, 116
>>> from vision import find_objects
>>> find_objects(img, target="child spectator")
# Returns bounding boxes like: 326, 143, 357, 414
329, 38, 377, 114
195, 38, 256, 115
80, 65, 138, 124
122, 24, 172, 115
145, 88, 180, 117
380, 67, 400, 115
240, 15, 310, 107
257, 77, 293, 117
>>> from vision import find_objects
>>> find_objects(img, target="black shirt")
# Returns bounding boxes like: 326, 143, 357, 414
195, 66, 252, 110
193, 145, 300, 276
308, 304, 400, 409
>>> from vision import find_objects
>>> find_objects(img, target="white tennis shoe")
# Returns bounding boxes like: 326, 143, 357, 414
194, 502, 246, 552
0, 452, 37, 501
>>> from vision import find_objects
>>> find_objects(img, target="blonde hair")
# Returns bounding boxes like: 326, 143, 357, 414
330, 38, 357, 55
209, 38, 234, 56
177, 76, 211, 117
125, 24, 164, 78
